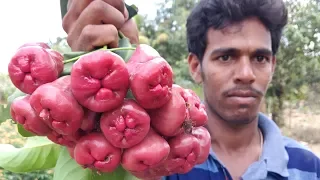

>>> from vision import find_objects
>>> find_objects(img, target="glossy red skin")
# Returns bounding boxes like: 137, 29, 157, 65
81, 109, 100, 133
127, 44, 161, 64
8, 46, 63, 94
100, 99, 150, 148
17, 42, 64, 71
163, 133, 201, 174
181, 89, 208, 126
129, 162, 172, 179
18, 42, 51, 49
127, 57, 173, 109
149, 85, 188, 137
29, 76, 84, 135
10, 95, 51, 136
192, 127, 211, 164
121, 129, 170, 172
127, 44, 173, 109
130, 170, 164, 180
74, 132, 122, 173
71, 50, 130, 112
47, 49, 64, 73
47, 129, 83, 147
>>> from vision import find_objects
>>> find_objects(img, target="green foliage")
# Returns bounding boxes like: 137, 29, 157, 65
60, 51, 87, 76
136, 0, 199, 85
0, 104, 10, 124
113, 36, 135, 62
125, 3, 139, 20
0, 89, 26, 124
272, 0, 320, 98
266, 0, 320, 124
0, 136, 61, 173
0, 74, 16, 102
17, 124, 37, 137
2, 169, 54, 180
53, 147, 138, 180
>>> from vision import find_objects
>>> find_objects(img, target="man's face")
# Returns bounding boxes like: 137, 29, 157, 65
188, 18, 276, 125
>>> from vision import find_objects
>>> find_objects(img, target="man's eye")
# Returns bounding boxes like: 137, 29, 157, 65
218, 55, 231, 61
255, 56, 268, 63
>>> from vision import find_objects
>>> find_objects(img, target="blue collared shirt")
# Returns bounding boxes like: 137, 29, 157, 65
163, 113, 320, 180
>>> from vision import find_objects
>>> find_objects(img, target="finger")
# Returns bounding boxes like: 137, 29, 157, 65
67, 0, 125, 49
63, 0, 125, 33
123, 3, 129, 21
72, 0, 125, 17
119, 19, 139, 45
72, 24, 119, 51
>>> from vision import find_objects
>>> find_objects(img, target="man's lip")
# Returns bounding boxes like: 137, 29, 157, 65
226, 91, 259, 98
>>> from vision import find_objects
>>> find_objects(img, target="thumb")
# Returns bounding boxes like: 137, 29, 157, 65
120, 18, 139, 45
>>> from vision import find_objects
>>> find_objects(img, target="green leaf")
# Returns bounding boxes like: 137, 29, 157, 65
17, 124, 36, 137
4, 89, 36, 137
61, 62, 74, 76
114, 37, 135, 62
7, 89, 26, 105
126, 89, 135, 100
53, 147, 139, 180
0, 136, 61, 173
125, 3, 139, 19
61, 51, 87, 76
0, 104, 10, 124
61, 47, 109, 76
0, 89, 26, 124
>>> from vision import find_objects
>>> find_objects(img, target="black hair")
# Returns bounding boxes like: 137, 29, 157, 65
186, 0, 288, 61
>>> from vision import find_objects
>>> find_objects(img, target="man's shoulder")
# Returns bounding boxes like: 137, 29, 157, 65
282, 135, 319, 159
282, 135, 320, 177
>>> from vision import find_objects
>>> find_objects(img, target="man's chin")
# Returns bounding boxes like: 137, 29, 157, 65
221, 110, 258, 126
224, 117, 254, 126
205, 99, 259, 126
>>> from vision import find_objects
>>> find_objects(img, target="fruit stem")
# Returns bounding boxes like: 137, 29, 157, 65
182, 120, 193, 134
62, 46, 136, 64
118, 31, 125, 39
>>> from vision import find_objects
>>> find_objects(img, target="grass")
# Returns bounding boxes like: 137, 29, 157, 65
279, 107, 320, 157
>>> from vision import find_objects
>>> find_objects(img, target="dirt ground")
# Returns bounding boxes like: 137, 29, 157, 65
279, 107, 320, 157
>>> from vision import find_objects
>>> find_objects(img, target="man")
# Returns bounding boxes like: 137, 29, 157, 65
60, 0, 320, 179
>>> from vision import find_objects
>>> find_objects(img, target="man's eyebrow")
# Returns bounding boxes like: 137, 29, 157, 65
254, 48, 273, 56
210, 48, 273, 56
210, 48, 238, 56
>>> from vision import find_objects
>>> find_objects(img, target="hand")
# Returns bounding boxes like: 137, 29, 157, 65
62, 0, 139, 51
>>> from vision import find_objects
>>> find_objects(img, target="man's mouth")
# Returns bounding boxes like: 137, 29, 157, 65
225, 90, 260, 105
226, 90, 259, 98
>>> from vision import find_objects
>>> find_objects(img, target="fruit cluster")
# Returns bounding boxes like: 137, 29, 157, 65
7, 42, 211, 180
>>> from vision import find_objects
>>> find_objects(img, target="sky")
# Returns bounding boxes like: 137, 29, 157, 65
0, 0, 159, 74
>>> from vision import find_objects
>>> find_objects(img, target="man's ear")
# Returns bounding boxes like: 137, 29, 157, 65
188, 53, 203, 84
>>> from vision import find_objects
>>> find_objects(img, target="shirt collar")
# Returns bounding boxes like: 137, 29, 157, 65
208, 113, 289, 177
258, 113, 289, 177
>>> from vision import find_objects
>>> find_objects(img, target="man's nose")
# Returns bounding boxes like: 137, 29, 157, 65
233, 57, 256, 84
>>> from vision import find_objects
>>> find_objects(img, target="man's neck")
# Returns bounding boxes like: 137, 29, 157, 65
205, 110, 263, 179
207, 113, 261, 153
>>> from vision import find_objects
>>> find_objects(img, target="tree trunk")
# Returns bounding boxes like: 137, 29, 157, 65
271, 85, 285, 127
259, 97, 267, 114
